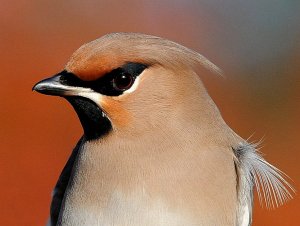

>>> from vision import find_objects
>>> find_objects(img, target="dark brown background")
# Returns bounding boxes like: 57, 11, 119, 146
1, 1, 299, 225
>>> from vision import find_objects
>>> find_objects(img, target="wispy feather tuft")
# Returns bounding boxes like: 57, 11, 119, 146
234, 141, 295, 209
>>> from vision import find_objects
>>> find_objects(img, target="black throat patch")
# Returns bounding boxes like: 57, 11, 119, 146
66, 96, 112, 141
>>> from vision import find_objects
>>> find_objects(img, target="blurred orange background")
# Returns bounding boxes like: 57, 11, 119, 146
0, 1, 299, 225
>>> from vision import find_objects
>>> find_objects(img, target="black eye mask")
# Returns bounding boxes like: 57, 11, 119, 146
60, 62, 147, 96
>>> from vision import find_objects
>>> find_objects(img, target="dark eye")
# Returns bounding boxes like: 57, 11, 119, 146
112, 73, 135, 91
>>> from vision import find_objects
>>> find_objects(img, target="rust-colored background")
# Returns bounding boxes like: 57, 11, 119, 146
1, 1, 299, 225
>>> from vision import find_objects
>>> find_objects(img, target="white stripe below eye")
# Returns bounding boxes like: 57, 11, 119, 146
123, 76, 141, 94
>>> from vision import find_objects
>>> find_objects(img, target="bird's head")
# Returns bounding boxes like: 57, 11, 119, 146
33, 33, 223, 141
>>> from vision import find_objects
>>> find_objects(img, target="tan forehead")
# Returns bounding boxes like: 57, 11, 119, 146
65, 50, 145, 82
65, 34, 149, 81
66, 53, 124, 81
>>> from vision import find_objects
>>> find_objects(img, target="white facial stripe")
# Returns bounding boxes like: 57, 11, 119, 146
44, 82, 102, 104
37, 81, 103, 108
76, 90, 102, 105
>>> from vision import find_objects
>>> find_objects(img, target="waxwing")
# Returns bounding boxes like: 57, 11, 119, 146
33, 33, 294, 226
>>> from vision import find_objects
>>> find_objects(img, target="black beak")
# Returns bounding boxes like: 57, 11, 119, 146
33, 71, 81, 96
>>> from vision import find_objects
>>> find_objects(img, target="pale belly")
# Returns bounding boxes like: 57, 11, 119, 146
58, 191, 200, 226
